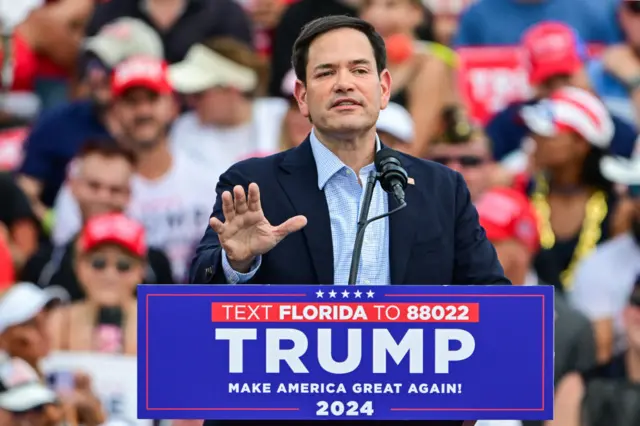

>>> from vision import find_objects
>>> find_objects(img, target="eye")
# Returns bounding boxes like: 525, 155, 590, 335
353, 68, 369, 74
315, 71, 333, 78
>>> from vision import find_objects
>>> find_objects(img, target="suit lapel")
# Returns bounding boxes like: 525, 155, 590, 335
389, 164, 418, 284
277, 139, 334, 284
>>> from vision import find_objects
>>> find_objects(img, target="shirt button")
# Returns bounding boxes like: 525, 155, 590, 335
346, 170, 351, 175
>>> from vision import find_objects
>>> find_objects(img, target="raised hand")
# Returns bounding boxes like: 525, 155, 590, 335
209, 183, 307, 272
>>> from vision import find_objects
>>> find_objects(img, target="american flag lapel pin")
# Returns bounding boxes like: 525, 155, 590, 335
408, 177, 415, 185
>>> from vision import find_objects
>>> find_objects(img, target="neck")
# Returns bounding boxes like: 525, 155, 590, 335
314, 127, 377, 175
135, 140, 173, 180
547, 162, 584, 192
626, 348, 640, 382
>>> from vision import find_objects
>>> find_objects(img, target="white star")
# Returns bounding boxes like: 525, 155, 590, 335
315, 290, 324, 298
329, 290, 337, 298
353, 290, 362, 298
366, 290, 375, 298
341, 290, 350, 298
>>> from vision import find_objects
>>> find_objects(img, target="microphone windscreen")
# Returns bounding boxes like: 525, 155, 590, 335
375, 148, 401, 170
385, 33, 414, 64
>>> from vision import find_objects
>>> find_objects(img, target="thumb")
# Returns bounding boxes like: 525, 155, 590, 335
274, 215, 307, 241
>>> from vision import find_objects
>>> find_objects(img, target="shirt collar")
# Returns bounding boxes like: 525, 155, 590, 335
309, 129, 381, 190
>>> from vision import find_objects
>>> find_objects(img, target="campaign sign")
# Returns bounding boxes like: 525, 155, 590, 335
137, 285, 554, 421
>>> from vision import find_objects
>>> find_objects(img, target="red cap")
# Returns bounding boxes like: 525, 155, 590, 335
111, 55, 172, 96
522, 21, 586, 85
476, 187, 540, 253
79, 213, 146, 257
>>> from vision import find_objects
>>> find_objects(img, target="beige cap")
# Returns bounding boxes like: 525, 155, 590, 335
169, 44, 258, 94
84, 17, 164, 67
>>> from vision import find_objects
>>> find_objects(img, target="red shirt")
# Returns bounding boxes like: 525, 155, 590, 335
0, 237, 15, 289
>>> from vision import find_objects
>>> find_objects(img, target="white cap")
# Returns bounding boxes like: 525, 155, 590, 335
0, 357, 57, 412
376, 102, 414, 144
169, 44, 258, 94
0, 282, 63, 335
520, 87, 614, 149
84, 17, 164, 67
600, 156, 640, 185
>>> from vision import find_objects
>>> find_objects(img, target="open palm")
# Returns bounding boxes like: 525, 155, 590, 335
210, 183, 307, 267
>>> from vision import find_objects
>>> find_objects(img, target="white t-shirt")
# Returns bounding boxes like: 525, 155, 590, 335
569, 232, 640, 354
51, 152, 216, 282
169, 97, 288, 183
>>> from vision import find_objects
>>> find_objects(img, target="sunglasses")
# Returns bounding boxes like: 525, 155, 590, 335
431, 155, 486, 167
88, 255, 135, 273
629, 185, 640, 198
624, 1, 640, 13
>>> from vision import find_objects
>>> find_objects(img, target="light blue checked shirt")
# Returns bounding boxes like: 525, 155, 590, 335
221, 130, 391, 285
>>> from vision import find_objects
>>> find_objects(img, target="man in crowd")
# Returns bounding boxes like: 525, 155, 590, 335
485, 21, 637, 173
0, 282, 105, 425
16, 17, 164, 224
589, 0, 640, 129
21, 141, 174, 301
570, 156, 640, 363
168, 37, 288, 182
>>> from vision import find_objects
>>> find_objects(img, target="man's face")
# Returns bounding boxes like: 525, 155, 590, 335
491, 239, 533, 285
294, 28, 391, 139
359, 0, 422, 38
0, 312, 51, 367
71, 154, 133, 221
114, 88, 174, 149
190, 86, 242, 126
620, 1, 640, 49
428, 139, 491, 201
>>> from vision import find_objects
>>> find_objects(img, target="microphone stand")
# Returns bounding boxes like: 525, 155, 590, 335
348, 171, 407, 285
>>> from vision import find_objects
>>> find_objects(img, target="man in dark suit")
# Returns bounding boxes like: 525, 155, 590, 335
190, 14, 509, 426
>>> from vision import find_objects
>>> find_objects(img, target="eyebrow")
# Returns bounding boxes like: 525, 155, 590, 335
313, 59, 373, 72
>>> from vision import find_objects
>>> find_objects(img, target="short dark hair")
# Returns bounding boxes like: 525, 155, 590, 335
77, 138, 137, 167
291, 15, 387, 86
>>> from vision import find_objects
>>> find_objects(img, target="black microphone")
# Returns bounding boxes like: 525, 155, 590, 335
375, 149, 409, 205
347, 149, 409, 285
94, 306, 125, 353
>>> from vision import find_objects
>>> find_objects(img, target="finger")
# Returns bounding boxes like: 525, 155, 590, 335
209, 217, 224, 234
274, 215, 307, 241
233, 185, 248, 215
247, 183, 262, 212
221, 191, 235, 222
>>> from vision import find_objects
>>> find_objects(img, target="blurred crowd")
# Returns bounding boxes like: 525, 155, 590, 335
1, 0, 640, 425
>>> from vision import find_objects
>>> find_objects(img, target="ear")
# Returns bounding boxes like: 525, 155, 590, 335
379, 68, 392, 110
293, 79, 309, 118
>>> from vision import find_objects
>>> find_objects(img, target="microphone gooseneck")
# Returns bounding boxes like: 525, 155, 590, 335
348, 149, 409, 285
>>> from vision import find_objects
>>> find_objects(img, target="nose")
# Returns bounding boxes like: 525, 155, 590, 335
333, 68, 356, 93
447, 161, 463, 172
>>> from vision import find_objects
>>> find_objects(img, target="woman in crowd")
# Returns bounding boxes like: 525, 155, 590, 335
48, 213, 143, 355
359, 0, 457, 157
520, 87, 620, 292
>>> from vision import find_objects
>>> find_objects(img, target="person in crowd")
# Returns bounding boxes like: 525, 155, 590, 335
588, 0, 640, 130
359, 0, 456, 156
0, 172, 38, 273
86, 0, 253, 64
47, 213, 144, 355
475, 187, 597, 426
548, 276, 640, 426
275, 69, 314, 152
168, 37, 288, 178
0, 282, 105, 425
485, 21, 638, 173
569, 156, 640, 363
108, 55, 213, 282
425, 0, 471, 46
0, 356, 64, 426
426, 106, 494, 202
520, 86, 619, 291
21, 141, 174, 301
239, 0, 291, 59
16, 17, 164, 225
267, 0, 360, 98
454, 0, 621, 46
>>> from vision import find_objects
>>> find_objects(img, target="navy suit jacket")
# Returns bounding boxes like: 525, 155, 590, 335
193, 139, 509, 426
190, 138, 509, 286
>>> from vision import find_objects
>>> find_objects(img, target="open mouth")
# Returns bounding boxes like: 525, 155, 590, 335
331, 98, 361, 109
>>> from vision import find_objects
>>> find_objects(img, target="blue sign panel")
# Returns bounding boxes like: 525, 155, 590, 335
138, 285, 554, 421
